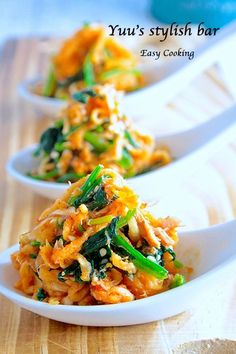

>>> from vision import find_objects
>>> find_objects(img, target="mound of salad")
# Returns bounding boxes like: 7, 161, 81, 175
12, 165, 185, 305
37, 24, 144, 98
29, 85, 171, 183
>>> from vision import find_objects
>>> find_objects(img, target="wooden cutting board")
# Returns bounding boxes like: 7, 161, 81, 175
0, 38, 236, 354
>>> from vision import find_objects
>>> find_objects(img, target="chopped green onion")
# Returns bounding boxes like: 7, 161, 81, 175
170, 274, 185, 289
116, 209, 136, 229
112, 233, 168, 280
84, 131, 110, 153
83, 54, 95, 86
88, 215, 113, 226
42, 67, 57, 97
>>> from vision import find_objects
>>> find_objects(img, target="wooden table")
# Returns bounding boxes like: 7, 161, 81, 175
0, 38, 236, 354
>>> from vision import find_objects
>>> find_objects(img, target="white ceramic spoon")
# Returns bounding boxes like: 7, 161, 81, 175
6, 104, 236, 201
0, 219, 235, 326
18, 20, 236, 118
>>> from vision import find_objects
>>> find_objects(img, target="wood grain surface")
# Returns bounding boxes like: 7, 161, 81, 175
0, 38, 236, 354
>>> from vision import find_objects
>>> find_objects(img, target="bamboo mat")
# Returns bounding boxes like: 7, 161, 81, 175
0, 38, 236, 354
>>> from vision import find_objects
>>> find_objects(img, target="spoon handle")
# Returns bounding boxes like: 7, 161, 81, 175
124, 20, 236, 118
129, 105, 236, 201
156, 103, 236, 157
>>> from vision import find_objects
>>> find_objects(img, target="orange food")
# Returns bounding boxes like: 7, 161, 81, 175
12, 167, 185, 305
31, 85, 171, 182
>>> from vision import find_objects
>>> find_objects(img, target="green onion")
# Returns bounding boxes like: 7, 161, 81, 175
83, 54, 95, 86
42, 67, 57, 97
84, 131, 110, 153
100, 68, 141, 80
169, 274, 185, 289
36, 288, 47, 301
88, 215, 113, 226
112, 233, 168, 280
116, 209, 136, 229
30, 240, 42, 247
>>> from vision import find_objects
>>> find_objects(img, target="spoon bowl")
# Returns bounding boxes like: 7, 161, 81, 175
0, 219, 235, 326
6, 104, 236, 201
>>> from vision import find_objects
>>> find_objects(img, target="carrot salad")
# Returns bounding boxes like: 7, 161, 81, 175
29, 85, 171, 182
12, 166, 185, 305
39, 24, 144, 98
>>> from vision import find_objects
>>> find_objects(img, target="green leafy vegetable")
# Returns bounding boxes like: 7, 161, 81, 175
116, 209, 136, 229
85, 185, 110, 211
118, 148, 133, 169
111, 230, 168, 280
36, 288, 47, 301
30, 240, 42, 247
73, 89, 97, 103
58, 261, 82, 283
29, 168, 58, 181
37, 126, 63, 155
58, 71, 83, 88
81, 218, 117, 267
169, 274, 185, 289
42, 67, 56, 97
83, 54, 95, 86
84, 131, 110, 153
80, 165, 103, 193
88, 215, 113, 226
29, 253, 37, 259
124, 130, 139, 148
